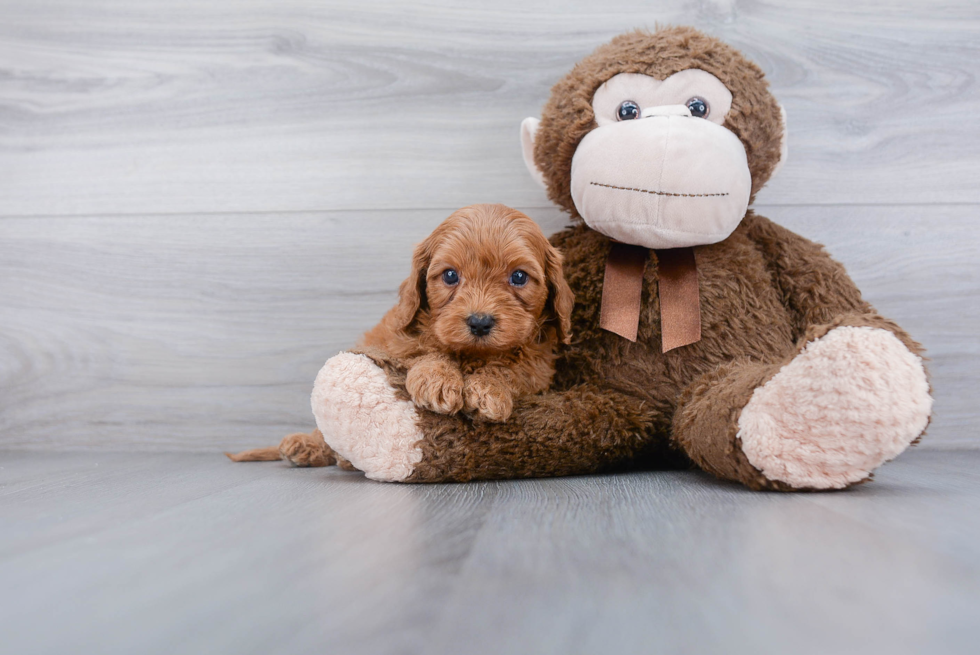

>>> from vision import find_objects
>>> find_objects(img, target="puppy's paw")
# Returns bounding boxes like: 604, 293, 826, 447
278, 429, 335, 468
463, 375, 514, 422
406, 357, 465, 415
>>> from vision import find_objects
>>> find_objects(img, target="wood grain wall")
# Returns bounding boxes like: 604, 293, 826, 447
1, 0, 978, 451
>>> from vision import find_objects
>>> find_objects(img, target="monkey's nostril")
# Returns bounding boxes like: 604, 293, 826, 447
466, 313, 495, 337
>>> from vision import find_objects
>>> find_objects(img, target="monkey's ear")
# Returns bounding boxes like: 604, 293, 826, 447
543, 243, 574, 345
391, 237, 433, 331
770, 104, 789, 178
520, 117, 548, 189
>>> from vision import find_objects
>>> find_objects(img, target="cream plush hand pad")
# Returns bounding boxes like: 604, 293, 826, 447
311, 353, 423, 482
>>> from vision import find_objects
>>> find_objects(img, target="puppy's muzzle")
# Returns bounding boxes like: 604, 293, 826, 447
467, 313, 495, 337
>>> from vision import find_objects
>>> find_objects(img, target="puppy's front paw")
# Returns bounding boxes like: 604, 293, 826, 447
463, 375, 513, 422
406, 358, 464, 415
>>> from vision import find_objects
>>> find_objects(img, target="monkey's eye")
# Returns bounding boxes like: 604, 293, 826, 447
686, 96, 709, 118
616, 100, 640, 121
442, 269, 459, 286
509, 270, 529, 287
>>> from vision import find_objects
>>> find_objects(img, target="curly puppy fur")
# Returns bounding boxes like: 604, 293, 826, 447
360, 203, 573, 422
228, 203, 573, 464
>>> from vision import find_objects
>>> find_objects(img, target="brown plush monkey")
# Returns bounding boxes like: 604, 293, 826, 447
306, 27, 932, 490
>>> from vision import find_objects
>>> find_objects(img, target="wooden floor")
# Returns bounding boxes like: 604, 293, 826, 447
2, 448, 978, 655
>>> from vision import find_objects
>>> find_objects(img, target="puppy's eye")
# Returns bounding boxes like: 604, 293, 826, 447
442, 269, 459, 286
685, 96, 709, 118
509, 270, 528, 287
617, 100, 640, 121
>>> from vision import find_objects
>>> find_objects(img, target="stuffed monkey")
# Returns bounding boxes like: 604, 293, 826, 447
306, 27, 932, 490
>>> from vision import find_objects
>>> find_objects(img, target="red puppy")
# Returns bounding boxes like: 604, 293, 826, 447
228, 204, 573, 465
363, 203, 573, 421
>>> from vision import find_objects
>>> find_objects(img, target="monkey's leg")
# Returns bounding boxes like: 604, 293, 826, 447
311, 352, 670, 482
673, 323, 931, 491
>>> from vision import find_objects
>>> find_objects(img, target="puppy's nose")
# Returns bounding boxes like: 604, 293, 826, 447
467, 313, 495, 337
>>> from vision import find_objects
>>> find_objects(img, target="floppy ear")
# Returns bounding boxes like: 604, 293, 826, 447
391, 236, 435, 331
543, 243, 574, 344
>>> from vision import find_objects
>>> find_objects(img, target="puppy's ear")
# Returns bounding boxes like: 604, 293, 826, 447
391, 235, 435, 331
543, 243, 574, 344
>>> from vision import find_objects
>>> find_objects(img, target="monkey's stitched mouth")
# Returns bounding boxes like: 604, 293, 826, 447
590, 181, 729, 198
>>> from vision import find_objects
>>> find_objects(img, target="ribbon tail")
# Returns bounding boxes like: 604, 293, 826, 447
655, 247, 701, 353
599, 243, 648, 342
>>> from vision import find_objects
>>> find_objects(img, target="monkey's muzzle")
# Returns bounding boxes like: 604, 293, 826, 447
570, 107, 752, 249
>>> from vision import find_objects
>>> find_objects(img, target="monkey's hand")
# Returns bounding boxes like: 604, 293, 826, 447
463, 370, 514, 422
405, 354, 464, 415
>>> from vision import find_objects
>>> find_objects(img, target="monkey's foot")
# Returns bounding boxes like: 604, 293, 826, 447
737, 326, 932, 489
311, 353, 423, 482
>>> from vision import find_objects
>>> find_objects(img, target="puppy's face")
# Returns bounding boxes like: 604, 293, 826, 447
393, 204, 573, 354
426, 217, 548, 353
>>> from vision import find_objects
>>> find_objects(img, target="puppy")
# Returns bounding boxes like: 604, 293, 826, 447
227, 203, 573, 465
362, 203, 573, 421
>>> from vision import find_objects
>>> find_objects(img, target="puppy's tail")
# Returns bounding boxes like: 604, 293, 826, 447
225, 446, 281, 462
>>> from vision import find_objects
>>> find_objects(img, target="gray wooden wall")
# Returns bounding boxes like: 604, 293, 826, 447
2, 0, 978, 451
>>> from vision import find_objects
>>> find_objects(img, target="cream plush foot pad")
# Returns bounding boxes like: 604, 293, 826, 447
311, 353, 423, 482
737, 326, 932, 489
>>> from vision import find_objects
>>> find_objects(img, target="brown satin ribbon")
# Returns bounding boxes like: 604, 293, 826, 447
599, 243, 702, 352
655, 247, 702, 352
599, 242, 648, 342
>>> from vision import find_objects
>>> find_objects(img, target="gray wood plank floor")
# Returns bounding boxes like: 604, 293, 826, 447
1, 449, 978, 655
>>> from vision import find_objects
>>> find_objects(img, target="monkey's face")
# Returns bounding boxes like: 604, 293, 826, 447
520, 28, 788, 250
568, 70, 752, 249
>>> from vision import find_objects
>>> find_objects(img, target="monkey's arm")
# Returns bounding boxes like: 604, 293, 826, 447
411, 381, 683, 481
311, 350, 682, 482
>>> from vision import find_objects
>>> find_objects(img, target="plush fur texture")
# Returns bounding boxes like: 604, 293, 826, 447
239, 26, 933, 490
306, 27, 930, 490
385, 213, 930, 487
